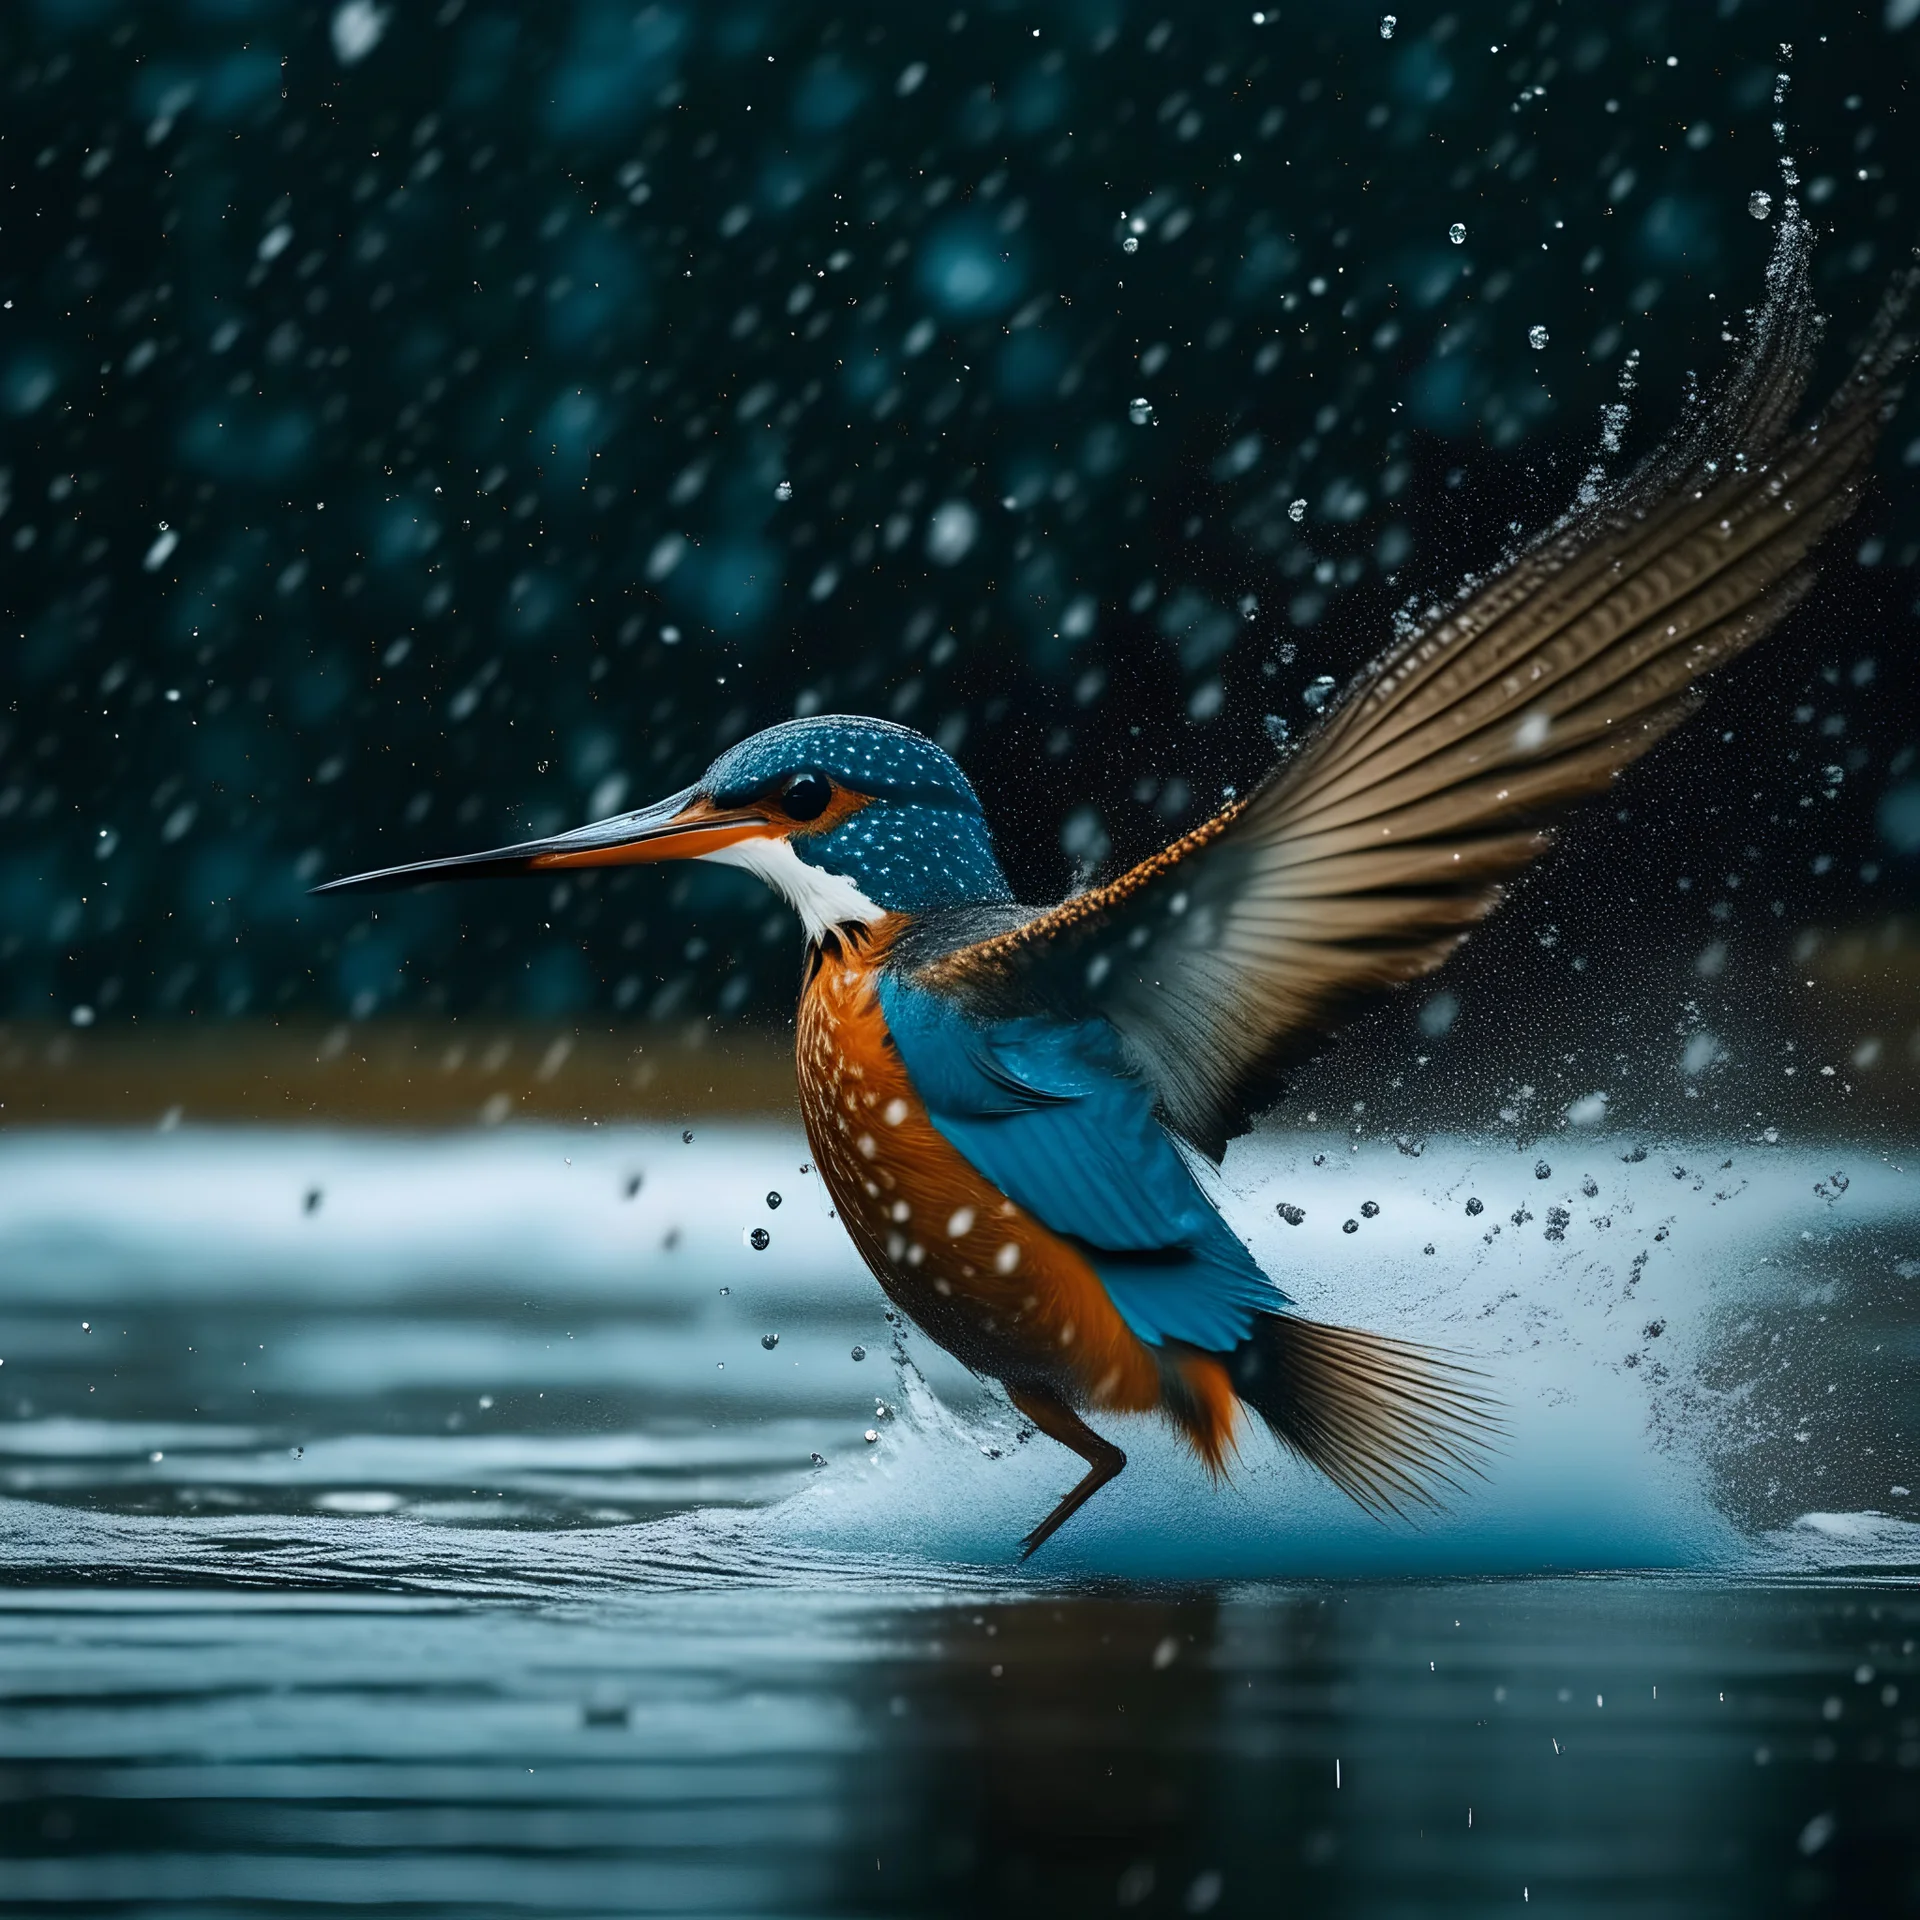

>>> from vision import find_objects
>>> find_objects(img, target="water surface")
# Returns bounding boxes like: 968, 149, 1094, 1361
1, 1127, 1916, 1913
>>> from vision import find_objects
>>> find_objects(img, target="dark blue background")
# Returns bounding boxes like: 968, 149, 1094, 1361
2, 0, 1916, 1085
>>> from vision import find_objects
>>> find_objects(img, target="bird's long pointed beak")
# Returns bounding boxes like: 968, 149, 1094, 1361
310, 787, 773, 896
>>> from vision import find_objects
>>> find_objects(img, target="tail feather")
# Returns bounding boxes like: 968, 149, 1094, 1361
1229, 1313, 1501, 1515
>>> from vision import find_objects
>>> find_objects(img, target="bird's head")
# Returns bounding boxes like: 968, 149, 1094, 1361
313, 714, 1012, 936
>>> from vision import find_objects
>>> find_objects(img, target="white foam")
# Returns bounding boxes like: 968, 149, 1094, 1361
1, 1126, 1911, 1580
0, 1124, 862, 1301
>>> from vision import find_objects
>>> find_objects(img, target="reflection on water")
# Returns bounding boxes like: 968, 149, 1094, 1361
0, 1126, 1916, 1912
0, 1551, 1915, 1915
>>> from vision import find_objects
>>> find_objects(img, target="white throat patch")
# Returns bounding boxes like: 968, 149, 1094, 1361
702, 834, 884, 940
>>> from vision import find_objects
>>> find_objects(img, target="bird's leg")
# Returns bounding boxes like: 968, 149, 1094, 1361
1006, 1384, 1127, 1560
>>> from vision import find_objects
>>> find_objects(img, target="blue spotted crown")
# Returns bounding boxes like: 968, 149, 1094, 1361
703, 716, 1011, 916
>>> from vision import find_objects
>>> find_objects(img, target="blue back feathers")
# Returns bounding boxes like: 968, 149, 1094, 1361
878, 975, 1288, 1352
703, 716, 1011, 916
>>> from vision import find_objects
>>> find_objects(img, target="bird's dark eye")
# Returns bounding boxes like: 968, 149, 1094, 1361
782, 771, 833, 821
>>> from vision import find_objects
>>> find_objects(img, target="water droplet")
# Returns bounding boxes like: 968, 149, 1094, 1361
851, 1344, 867, 1361
1465, 1196, 1485, 1216
1276, 1202, 1306, 1226
303, 1186, 323, 1214
1303, 674, 1337, 710
1380, 13, 1397, 36
1528, 324, 1549, 350
1128, 395, 1156, 427
149, 1450, 165, 1464
718, 1285, 730, 1296
765, 1191, 782, 1209
1287, 497, 1307, 522
864, 1428, 881, 1444
810, 1451, 827, 1466
1423, 1243, 1436, 1255
81, 1322, 90, 1333
289, 1445, 304, 1459
748, 1226, 770, 1251
1748, 189, 1772, 221
1122, 235, 1139, 254
623, 1172, 643, 1198
1534, 1159, 1552, 1179
1449, 221, 1467, 245
1343, 1218, 1360, 1234
775, 479, 793, 500
1360, 1200, 1380, 1218
761, 1331, 780, 1350
682, 1129, 694, 1144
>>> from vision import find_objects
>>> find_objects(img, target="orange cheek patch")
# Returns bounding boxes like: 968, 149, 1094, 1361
789, 787, 874, 839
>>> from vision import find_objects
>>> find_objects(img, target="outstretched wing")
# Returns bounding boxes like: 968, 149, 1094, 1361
919, 209, 1916, 1159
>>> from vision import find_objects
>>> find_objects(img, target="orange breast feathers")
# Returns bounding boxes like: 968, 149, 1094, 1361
794, 927, 1240, 1471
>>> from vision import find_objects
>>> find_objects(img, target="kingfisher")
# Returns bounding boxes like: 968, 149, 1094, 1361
318, 217, 1913, 1556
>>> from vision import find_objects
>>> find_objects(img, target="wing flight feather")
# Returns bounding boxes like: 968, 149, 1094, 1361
920, 208, 1916, 1158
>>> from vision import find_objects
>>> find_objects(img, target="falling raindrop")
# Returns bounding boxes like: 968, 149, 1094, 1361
1342, 1218, 1360, 1234
1276, 1202, 1306, 1225
1748, 189, 1773, 221
1380, 13, 1397, 37
810, 1452, 827, 1466
1534, 1160, 1552, 1179
766, 1191, 782, 1209
760, 1331, 780, 1349
1528, 324, 1549, 350
1123, 235, 1139, 254
774, 479, 793, 501
1303, 675, 1337, 710
1465, 1197, 1485, 1216
1449, 221, 1467, 245
851, 1344, 867, 1361
1128, 396, 1156, 426
682, 1129, 694, 1144
290, 1446, 304, 1460
1360, 1200, 1380, 1218
748, 1227, 771, 1250
1287, 497, 1307, 522
864, 1428, 881, 1443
